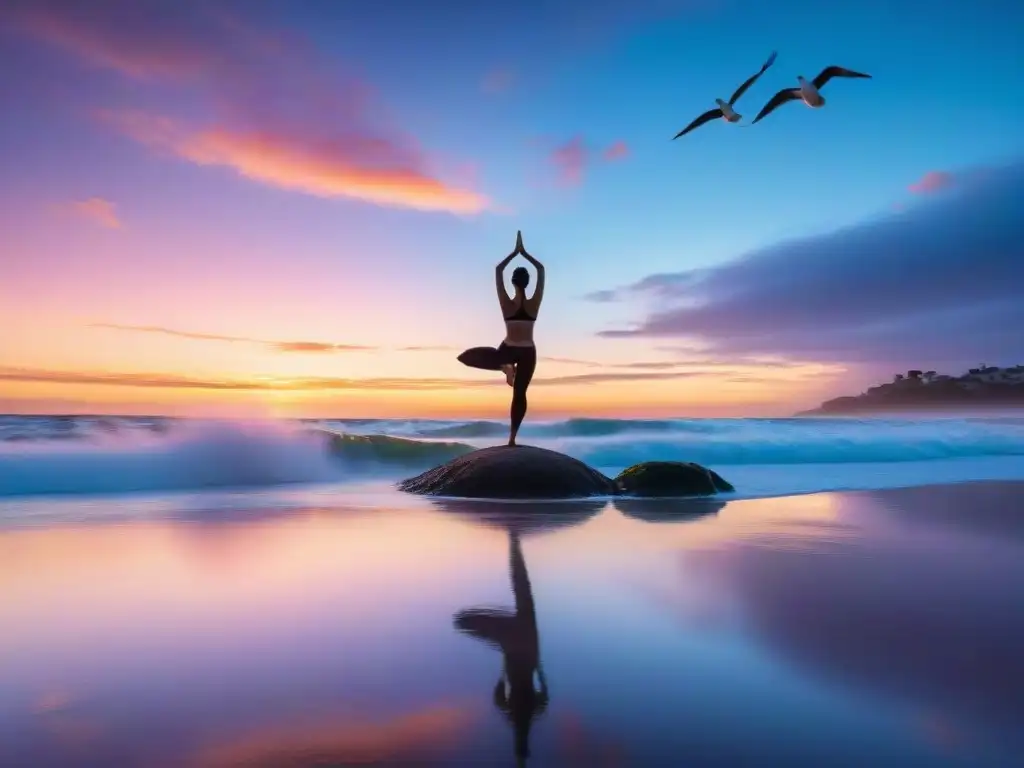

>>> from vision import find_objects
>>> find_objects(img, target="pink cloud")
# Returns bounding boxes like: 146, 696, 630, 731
68, 197, 120, 229
547, 136, 630, 186
909, 170, 954, 195
602, 140, 630, 161
89, 323, 375, 352
9, 1, 214, 81
550, 136, 589, 186
100, 110, 487, 214
12, 3, 488, 215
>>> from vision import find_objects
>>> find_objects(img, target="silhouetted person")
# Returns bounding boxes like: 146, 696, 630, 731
454, 531, 549, 766
457, 231, 545, 447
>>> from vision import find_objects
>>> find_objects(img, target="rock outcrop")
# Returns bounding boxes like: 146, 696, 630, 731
397, 445, 617, 499
614, 461, 734, 497
613, 497, 726, 523
427, 497, 606, 534
797, 366, 1024, 415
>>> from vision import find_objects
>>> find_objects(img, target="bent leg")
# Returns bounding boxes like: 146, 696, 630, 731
508, 350, 537, 445
458, 346, 510, 371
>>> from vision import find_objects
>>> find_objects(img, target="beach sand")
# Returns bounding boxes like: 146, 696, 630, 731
2, 481, 1022, 767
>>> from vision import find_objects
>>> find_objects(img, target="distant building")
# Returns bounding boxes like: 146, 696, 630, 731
966, 366, 1010, 383
809, 362, 1024, 415
1003, 367, 1024, 383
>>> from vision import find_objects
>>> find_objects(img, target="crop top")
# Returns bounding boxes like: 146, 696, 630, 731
504, 301, 536, 322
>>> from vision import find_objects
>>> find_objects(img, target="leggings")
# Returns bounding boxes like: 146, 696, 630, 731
457, 343, 537, 436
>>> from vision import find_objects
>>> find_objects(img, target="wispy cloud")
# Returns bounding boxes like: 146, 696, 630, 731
602, 140, 630, 161
98, 110, 488, 214
540, 355, 601, 366
534, 370, 711, 386
0, 365, 732, 392
6, 0, 215, 81
67, 197, 120, 229
10, 2, 488, 215
591, 160, 1024, 370
583, 271, 707, 303
541, 355, 759, 371
0, 367, 270, 391
273, 341, 363, 354
909, 170, 954, 195
550, 136, 588, 186
547, 136, 630, 186
196, 704, 476, 768
396, 345, 458, 352
87, 322, 821, 376
89, 323, 375, 353
652, 352, 825, 370
582, 289, 620, 303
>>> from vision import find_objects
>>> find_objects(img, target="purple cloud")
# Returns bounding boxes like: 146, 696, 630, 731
66, 197, 121, 228
592, 160, 1024, 371
908, 170, 954, 195
89, 323, 375, 353
5, 0, 488, 214
547, 135, 632, 186
549, 136, 588, 186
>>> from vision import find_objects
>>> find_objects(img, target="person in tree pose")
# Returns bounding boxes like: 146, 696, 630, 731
457, 231, 545, 447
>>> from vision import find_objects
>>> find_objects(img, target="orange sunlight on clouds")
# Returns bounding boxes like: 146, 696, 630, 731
67, 197, 121, 229
101, 110, 489, 215
194, 704, 478, 767
0, 359, 837, 418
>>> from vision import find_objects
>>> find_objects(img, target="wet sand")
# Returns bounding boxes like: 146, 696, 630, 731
1, 482, 1022, 767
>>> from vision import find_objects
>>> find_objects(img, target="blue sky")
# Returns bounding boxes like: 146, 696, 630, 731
1, 0, 1022, 416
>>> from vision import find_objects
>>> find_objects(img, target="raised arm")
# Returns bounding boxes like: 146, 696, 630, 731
495, 249, 516, 309
519, 247, 545, 309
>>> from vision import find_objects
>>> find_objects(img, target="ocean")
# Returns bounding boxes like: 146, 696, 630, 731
3, 413, 1024, 765
2, 414, 1024, 517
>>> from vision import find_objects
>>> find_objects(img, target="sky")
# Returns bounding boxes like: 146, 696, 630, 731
1, 0, 1022, 419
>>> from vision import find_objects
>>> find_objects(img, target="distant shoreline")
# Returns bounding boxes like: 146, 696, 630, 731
797, 402, 1024, 417
799, 365, 1024, 416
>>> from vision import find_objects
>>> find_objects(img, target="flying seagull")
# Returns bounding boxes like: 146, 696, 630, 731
673, 51, 777, 139
751, 65, 872, 124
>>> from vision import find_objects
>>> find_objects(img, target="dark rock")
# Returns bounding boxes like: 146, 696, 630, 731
428, 497, 606, 535
613, 497, 726, 523
398, 444, 617, 499
615, 461, 734, 497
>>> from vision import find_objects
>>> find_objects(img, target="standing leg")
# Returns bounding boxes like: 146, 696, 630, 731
508, 532, 536, 627
507, 348, 536, 446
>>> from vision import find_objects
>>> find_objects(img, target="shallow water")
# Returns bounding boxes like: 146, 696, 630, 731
2, 482, 1022, 766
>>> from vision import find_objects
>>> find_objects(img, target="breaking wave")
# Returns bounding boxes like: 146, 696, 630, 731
1, 415, 1023, 498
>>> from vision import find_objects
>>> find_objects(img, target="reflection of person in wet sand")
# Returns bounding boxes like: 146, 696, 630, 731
457, 231, 545, 447
454, 531, 549, 766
